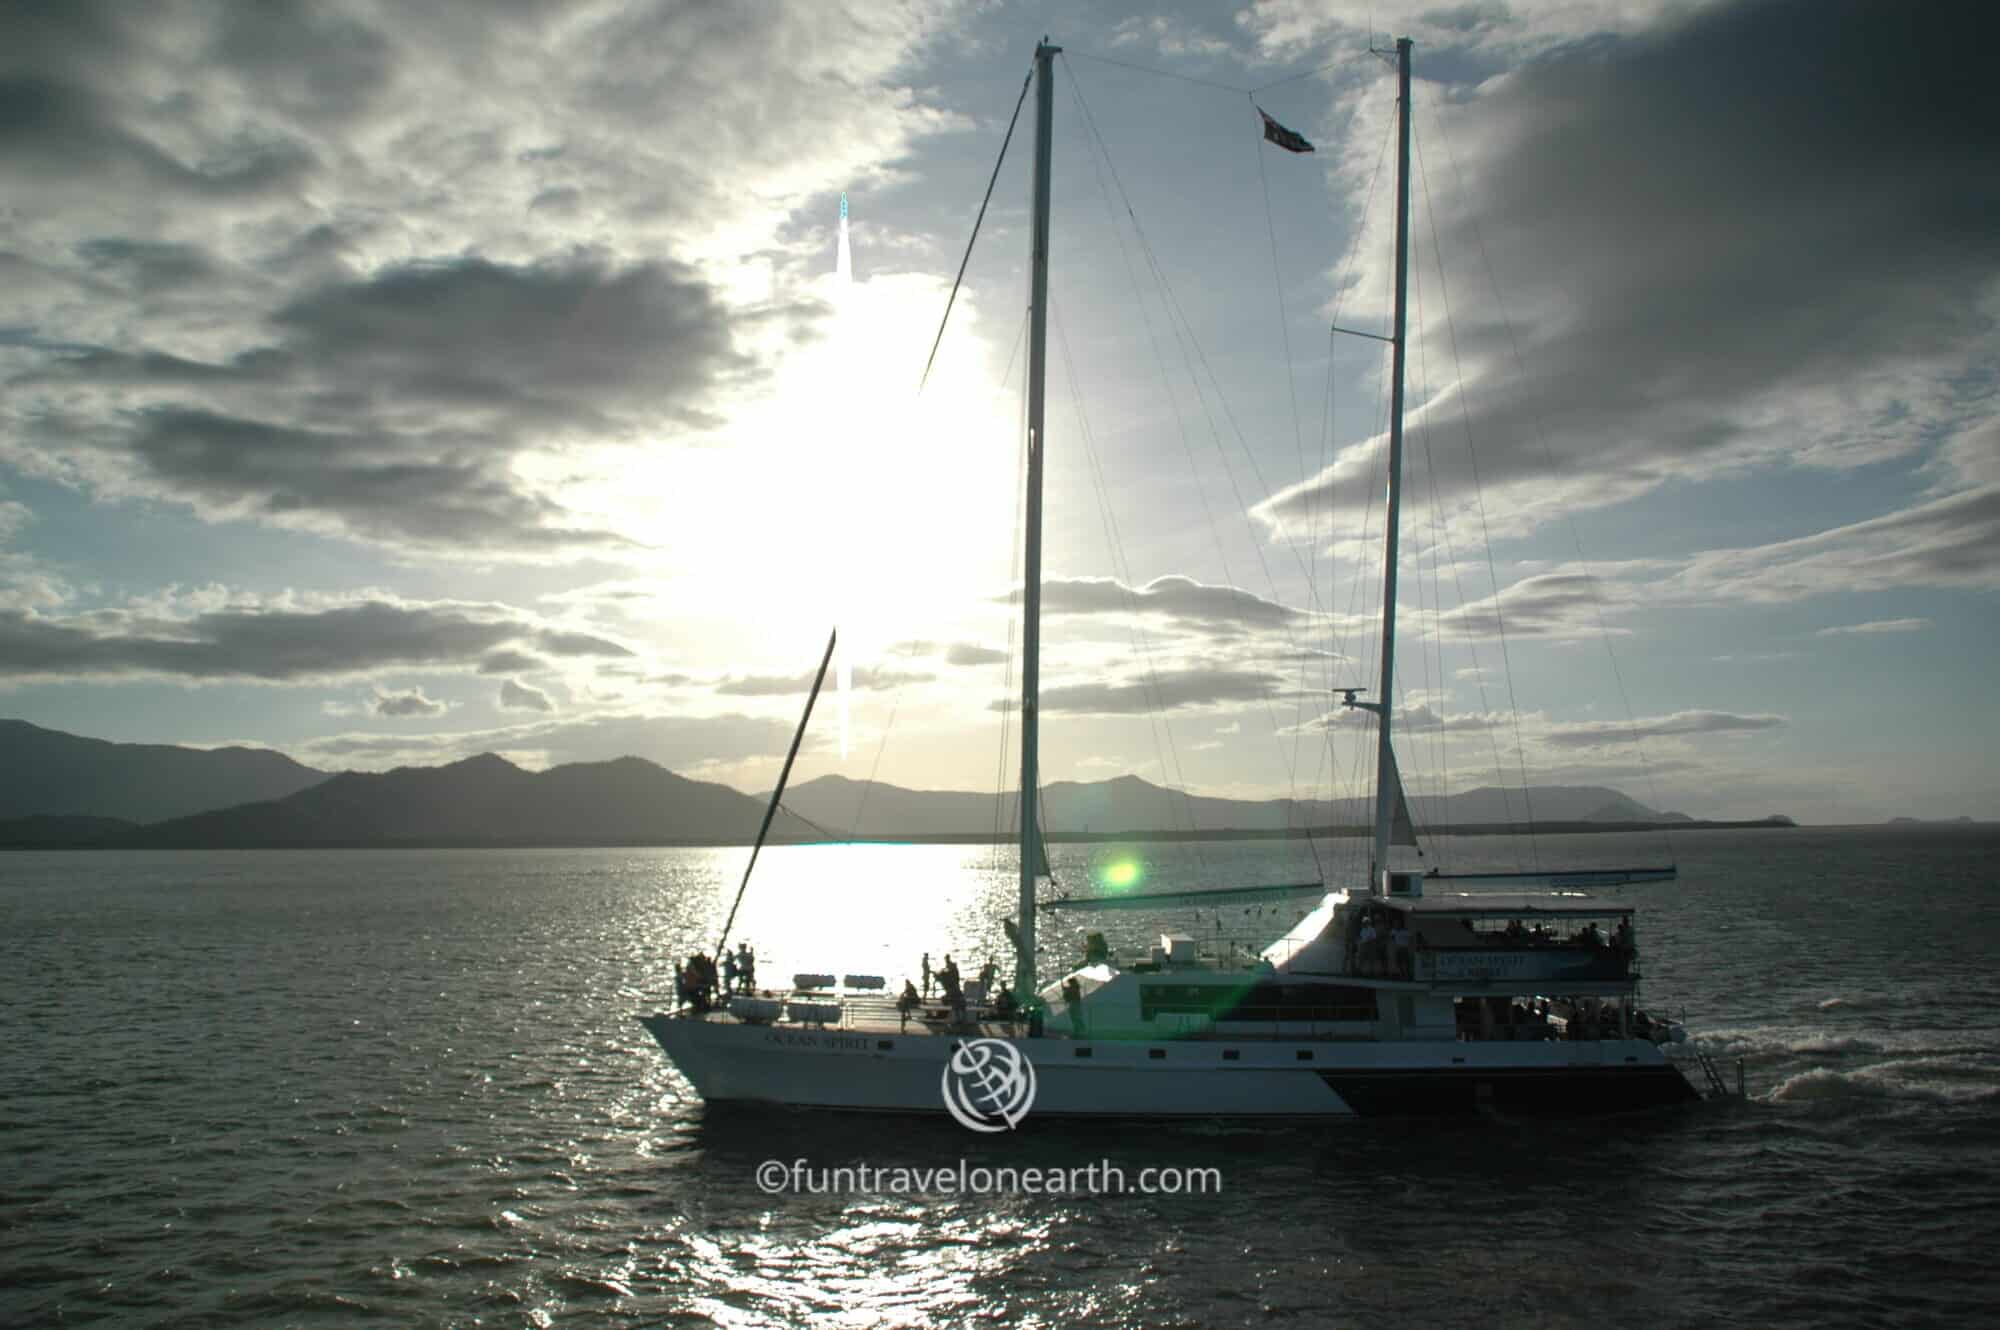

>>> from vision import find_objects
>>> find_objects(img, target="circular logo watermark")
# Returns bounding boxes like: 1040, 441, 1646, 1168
941, 1037, 1037, 1132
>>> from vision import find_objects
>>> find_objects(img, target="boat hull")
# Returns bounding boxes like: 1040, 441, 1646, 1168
638, 1014, 1701, 1118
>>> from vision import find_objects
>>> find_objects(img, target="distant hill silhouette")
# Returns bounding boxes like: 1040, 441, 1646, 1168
775, 772, 1703, 838
0, 719, 1779, 851
0, 718, 327, 822
0, 813, 141, 846
120, 752, 818, 849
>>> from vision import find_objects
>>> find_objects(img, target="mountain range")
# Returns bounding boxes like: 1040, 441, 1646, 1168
0, 718, 1740, 850
0, 718, 326, 822
771, 772, 1696, 839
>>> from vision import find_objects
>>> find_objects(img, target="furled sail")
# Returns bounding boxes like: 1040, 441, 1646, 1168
1385, 746, 1419, 849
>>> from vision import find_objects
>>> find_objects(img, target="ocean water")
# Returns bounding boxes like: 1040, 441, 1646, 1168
4, 827, 1997, 1328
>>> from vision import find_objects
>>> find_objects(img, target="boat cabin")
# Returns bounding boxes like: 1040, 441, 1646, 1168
1036, 886, 1663, 1045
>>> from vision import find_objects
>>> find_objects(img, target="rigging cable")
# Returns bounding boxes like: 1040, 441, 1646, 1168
1419, 89, 1677, 863
1060, 59, 1325, 866
1052, 301, 1206, 857
919, 61, 1033, 395
1410, 114, 1542, 868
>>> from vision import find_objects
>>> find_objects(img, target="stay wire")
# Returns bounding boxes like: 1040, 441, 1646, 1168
1411, 114, 1541, 866
920, 61, 1033, 395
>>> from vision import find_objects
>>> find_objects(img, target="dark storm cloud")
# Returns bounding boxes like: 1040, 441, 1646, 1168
1019, 666, 1285, 715
270, 256, 749, 428
29, 255, 757, 552
207, 0, 396, 123
125, 408, 629, 552
0, 76, 314, 198
0, 0, 946, 560
0, 600, 629, 682
75, 239, 218, 293
1542, 710, 1786, 749
26, 254, 752, 552
1260, 0, 2000, 535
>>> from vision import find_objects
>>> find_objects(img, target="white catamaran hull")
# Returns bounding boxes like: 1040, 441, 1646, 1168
640, 1015, 1701, 1118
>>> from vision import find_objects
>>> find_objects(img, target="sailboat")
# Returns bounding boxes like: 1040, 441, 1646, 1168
640, 38, 1709, 1117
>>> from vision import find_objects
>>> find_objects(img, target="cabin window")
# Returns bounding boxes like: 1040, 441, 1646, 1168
1222, 1049, 1240, 1061
1149, 1048, 1166, 1060
1074, 1047, 1093, 1058
876, 1040, 894, 1051
1296, 1049, 1314, 1061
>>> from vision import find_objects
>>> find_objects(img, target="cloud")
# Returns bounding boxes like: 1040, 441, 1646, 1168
944, 642, 1008, 666
1665, 488, 2000, 603
498, 678, 553, 713
1030, 575, 1310, 633
715, 665, 933, 697
1815, 618, 1932, 638
1434, 572, 1632, 640
1254, 0, 2000, 553
0, 0, 968, 559
373, 686, 446, 718
478, 649, 548, 675
1021, 666, 1284, 715
536, 629, 632, 658
1541, 709, 1786, 749
269, 256, 748, 429
0, 596, 629, 684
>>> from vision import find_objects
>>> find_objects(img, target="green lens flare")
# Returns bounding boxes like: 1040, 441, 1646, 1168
1102, 858, 1141, 891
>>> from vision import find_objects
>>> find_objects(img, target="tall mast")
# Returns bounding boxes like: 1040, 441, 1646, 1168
1016, 38, 1059, 1005
1369, 37, 1413, 892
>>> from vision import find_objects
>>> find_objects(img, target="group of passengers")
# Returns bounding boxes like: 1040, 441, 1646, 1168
901, 952, 1012, 1030
1350, 907, 1414, 978
676, 942, 756, 1012
1475, 917, 1636, 953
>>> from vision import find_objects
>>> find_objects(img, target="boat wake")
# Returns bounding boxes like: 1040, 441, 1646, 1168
1766, 1055, 2000, 1108
1697, 1025, 1997, 1060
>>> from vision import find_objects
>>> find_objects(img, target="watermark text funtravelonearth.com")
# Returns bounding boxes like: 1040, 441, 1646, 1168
756, 1158, 1223, 1196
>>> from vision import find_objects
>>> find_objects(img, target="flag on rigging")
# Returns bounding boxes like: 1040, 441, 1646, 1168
1257, 107, 1314, 154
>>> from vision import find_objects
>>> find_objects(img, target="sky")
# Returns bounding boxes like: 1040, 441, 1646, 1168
1, 0, 1994, 826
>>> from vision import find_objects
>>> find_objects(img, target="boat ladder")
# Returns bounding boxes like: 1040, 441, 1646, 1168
1691, 1047, 1734, 1099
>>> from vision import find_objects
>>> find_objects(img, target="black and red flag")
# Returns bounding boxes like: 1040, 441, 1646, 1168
1257, 107, 1314, 154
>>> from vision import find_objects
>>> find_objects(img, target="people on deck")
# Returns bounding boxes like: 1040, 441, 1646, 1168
736, 943, 756, 992
978, 959, 998, 996
1062, 975, 1086, 1036
1356, 916, 1379, 976
897, 980, 920, 1031
922, 952, 934, 999
1390, 919, 1412, 978
940, 955, 965, 1026
721, 949, 739, 995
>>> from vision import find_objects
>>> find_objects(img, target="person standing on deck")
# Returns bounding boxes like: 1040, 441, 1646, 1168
922, 952, 933, 999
